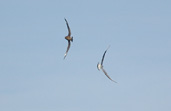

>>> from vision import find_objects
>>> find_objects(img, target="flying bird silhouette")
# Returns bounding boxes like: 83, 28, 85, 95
97, 46, 117, 83
64, 18, 73, 59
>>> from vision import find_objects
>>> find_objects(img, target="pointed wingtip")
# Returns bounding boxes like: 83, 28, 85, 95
64, 18, 67, 22
111, 79, 117, 83
107, 75, 117, 83
106, 45, 111, 50
63, 53, 67, 59
108, 76, 117, 83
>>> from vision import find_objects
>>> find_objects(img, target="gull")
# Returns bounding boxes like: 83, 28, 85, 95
97, 46, 117, 83
64, 18, 73, 59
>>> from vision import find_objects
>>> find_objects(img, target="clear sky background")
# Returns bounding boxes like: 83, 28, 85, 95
0, 0, 171, 111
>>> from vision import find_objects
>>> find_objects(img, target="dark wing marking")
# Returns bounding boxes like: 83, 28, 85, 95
101, 50, 107, 65
64, 40, 71, 59
101, 45, 110, 65
64, 18, 71, 36
101, 67, 117, 83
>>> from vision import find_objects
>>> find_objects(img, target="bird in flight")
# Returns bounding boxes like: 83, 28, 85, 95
97, 46, 117, 83
64, 18, 73, 59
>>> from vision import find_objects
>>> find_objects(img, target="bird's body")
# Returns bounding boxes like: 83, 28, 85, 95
64, 18, 73, 59
97, 63, 102, 70
97, 46, 117, 83
65, 36, 73, 42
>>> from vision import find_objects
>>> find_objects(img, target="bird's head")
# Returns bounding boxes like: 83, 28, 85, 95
97, 62, 101, 70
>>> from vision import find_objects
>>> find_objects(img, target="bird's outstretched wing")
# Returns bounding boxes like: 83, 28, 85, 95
64, 40, 71, 59
64, 18, 71, 36
101, 45, 110, 65
101, 67, 117, 83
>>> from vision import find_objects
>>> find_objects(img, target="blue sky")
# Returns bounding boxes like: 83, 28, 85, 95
0, 0, 171, 111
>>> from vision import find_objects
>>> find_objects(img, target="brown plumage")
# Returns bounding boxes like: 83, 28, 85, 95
64, 18, 73, 59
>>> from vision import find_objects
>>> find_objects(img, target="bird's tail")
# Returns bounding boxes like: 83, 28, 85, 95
71, 37, 73, 42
